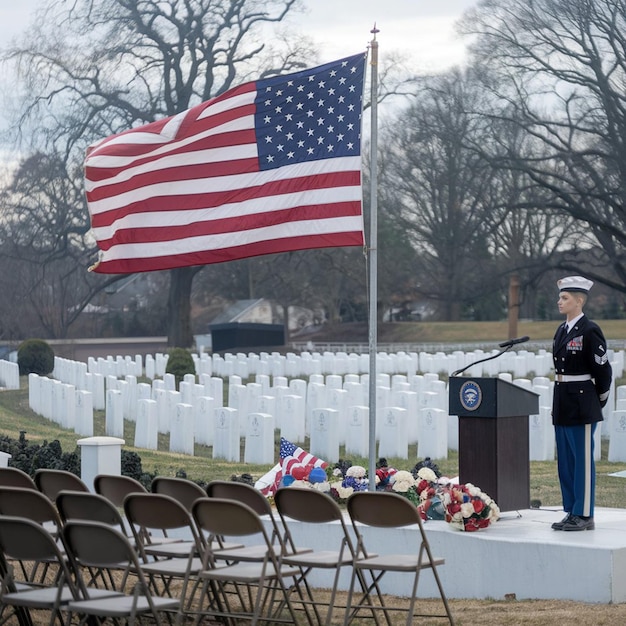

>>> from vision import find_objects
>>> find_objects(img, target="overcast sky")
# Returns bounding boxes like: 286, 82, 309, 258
0, 0, 477, 68
0, 0, 477, 146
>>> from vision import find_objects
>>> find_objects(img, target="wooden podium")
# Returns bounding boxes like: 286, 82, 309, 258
449, 377, 539, 512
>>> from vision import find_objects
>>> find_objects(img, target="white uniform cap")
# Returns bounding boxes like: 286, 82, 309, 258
557, 275, 593, 293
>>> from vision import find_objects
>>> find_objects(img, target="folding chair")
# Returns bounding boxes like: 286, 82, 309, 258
151, 476, 207, 512
274, 486, 377, 626
0, 467, 37, 490
345, 491, 455, 626
123, 492, 207, 601
123, 492, 203, 559
0, 515, 79, 626
56, 490, 135, 589
0, 486, 65, 584
94, 473, 147, 507
56, 489, 131, 533
190, 497, 303, 625
62, 520, 179, 625
206, 479, 311, 561
34, 469, 89, 502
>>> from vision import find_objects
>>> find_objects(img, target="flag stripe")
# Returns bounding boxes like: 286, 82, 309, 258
95, 201, 361, 248
85, 53, 367, 273
92, 186, 361, 240
88, 156, 360, 217
96, 232, 363, 274
97, 215, 363, 261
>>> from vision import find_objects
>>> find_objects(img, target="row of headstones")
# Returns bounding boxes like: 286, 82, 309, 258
30, 367, 453, 458
41, 350, 626, 463
0, 360, 19, 390
69, 346, 573, 383
25, 364, 598, 464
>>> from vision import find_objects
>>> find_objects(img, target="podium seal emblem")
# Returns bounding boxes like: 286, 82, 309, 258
459, 380, 482, 411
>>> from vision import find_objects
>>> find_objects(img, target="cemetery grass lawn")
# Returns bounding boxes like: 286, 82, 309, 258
3, 374, 626, 623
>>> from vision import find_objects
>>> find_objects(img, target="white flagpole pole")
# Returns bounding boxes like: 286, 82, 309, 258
368, 26, 379, 491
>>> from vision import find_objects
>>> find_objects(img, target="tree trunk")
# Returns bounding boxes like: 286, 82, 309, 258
167, 267, 194, 348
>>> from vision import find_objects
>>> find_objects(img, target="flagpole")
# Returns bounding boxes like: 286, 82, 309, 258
368, 26, 379, 491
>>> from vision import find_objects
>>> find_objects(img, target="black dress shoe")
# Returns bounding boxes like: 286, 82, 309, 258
551, 513, 572, 531
562, 515, 595, 531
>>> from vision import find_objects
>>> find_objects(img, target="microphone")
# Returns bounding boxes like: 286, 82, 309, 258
498, 336, 530, 348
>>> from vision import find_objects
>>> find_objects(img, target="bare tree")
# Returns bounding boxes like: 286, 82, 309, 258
462, 0, 626, 292
5, 0, 313, 346
0, 153, 120, 337
380, 69, 508, 320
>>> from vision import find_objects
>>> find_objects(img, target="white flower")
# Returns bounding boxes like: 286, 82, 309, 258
331, 481, 354, 500
460, 502, 475, 518
346, 465, 366, 479
332, 468, 343, 477
417, 467, 437, 482
466, 484, 482, 497
313, 481, 330, 493
291, 480, 311, 490
487, 502, 501, 521
391, 470, 415, 493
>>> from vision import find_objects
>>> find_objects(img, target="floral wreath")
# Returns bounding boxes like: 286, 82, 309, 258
271, 457, 500, 532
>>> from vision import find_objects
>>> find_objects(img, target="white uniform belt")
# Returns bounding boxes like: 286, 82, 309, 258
555, 374, 592, 382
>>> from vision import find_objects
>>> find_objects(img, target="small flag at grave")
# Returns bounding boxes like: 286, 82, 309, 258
256, 437, 327, 496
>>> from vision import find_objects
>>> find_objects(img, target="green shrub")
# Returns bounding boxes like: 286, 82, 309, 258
17, 339, 55, 376
165, 347, 196, 387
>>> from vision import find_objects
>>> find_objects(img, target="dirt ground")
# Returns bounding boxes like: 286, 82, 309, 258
19, 589, 626, 625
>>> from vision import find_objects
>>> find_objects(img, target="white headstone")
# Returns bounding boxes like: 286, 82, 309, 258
244, 413, 275, 464
345, 406, 370, 457
135, 399, 158, 450
310, 408, 339, 463
417, 407, 448, 459
105, 389, 124, 438
378, 407, 408, 459
170, 403, 194, 455
213, 407, 240, 462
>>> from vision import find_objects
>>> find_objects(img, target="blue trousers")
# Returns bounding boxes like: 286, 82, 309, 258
555, 423, 596, 518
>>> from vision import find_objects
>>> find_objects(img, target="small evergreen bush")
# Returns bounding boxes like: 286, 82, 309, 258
17, 339, 55, 376
165, 347, 196, 386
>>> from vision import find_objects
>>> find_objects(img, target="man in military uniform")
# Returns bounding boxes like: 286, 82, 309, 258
551, 276, 612, 531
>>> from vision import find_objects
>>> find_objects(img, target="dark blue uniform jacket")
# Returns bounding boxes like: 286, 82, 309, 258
552, 315, 612, 426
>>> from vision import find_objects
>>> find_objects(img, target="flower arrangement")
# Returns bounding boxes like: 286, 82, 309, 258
415, 473, 501, 531
328, 463, 370, 501
258, 454, 500, 532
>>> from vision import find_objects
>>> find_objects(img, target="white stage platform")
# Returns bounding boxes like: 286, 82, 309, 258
273, 506, 626, 604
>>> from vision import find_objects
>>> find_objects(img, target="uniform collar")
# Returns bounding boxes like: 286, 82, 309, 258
566, 312, 584, 333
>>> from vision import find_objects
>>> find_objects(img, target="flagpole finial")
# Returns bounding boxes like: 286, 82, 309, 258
371, 23, 379, 39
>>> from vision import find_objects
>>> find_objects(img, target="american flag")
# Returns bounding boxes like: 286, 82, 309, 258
257, 437, 327, 496
85, 52, 367, 274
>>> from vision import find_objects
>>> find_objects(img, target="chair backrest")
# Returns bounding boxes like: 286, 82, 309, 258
0, 485, 63, 531
347, 491, 425, 529
206, 479, 273, 517
151, 476, 206, 512
274, 487, 354, 556
192, 497, 267, 541
94, 473, 147, 507
56, 490, 130, 536
123, 492, 203, 552
0, 467, 37, 490
0, 515, 77, 592
63, 520, 137, 571
34, 469, 89, 501
274, 487, 344, 524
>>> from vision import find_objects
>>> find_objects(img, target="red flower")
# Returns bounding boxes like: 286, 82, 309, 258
472, 498, 485, 514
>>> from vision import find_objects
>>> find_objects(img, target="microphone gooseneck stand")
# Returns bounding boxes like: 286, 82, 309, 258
450, 336, 530, 378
